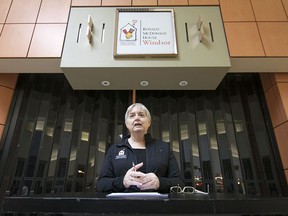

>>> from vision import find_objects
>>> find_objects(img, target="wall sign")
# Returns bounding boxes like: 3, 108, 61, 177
114, 9, 178, 57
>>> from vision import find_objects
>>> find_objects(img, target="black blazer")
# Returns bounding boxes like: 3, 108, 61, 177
96, 134, 185, 193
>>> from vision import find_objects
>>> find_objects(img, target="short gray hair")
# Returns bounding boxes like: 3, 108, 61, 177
125, 103, 151, 124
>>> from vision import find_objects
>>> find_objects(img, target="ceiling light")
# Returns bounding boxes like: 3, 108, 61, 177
179, 81, 188, 86
140, 81, 149, 86
101, 81, 110, 86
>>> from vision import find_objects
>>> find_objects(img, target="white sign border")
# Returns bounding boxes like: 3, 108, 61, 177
114, 8, 178, 58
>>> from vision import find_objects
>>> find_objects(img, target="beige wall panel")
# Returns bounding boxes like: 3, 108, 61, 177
224, 22, 265, 57
37, 0, 71, 23
6, 0, 41, 23
132, 0, 157, 6
274, 73, 288, 83
251, 0, 287, 21
0, 86, 13, 125
0, 24, 34, 58
158, 0, 188, 5
189, 0, 219, 5
274, 122, 288, 170
28, 24, 66, 58
258, 22, 288, 57
283, 0, 288, 15
0, 0, 12, 23
265, 85, 287, 127
267, 73, 277, 86
220, 0, 255, 21
260, 73, 273, 92
0, 74, 18, 89
72, 0, 101, 6
278, 83, 288, 120
102, 0, 131, 6
0, 124, 4, 150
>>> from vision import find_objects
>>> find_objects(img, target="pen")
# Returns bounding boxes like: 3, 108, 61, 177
132, 162, 136, 171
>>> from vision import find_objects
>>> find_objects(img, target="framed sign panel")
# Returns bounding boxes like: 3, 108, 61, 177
114, 9, 178, 57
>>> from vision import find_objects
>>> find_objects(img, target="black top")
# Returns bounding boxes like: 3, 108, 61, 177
133, 148, 146, 172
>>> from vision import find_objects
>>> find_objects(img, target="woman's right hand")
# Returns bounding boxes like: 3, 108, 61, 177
123, 162, 145, 188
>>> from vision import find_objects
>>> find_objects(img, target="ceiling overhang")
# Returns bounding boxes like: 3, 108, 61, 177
60, 7, 231, 90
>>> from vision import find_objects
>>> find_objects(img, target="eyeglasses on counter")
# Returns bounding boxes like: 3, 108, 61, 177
170, 184, 209, 195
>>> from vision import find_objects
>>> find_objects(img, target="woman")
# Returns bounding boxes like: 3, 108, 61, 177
96, 103, 184, 193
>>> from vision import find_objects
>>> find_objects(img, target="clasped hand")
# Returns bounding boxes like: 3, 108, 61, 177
123, 162, 160, 190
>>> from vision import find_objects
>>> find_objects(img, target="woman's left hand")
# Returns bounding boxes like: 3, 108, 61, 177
139, 173, 160, 191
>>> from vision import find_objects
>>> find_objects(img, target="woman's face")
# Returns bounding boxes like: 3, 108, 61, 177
125, 106, 151, 135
